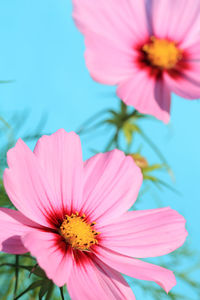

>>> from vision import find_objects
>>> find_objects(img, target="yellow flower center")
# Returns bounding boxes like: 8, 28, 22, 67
143, 37, 182, 69
59, 212, 99, 251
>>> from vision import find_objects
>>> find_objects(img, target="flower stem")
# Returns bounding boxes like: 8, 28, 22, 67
13, 255, 19, 298
60, 287, 65, 300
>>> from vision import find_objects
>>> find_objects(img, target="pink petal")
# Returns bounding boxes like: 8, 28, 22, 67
94, 258, 136, 300
73, 0, 148, 44
95, 247, 176, 293
84, 32, 137, 85
180, 40, 200, 88
151, 0, 200, 45
117, 71, 171, 123
67, 251, 135, 300
0, 207, 40, 254
73, 0, 149, 84
34, 129, 84, 216
3, 139, 60, 228
184, 38, 200, 61
184, 62, 200, 84
99, 207, 187, 258
164, 70, 200, 100
22, 230, 73, 287
81, 150, 142, 225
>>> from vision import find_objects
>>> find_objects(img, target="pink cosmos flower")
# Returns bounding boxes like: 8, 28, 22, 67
73, 0, 200, 123
0, 129, 187, 299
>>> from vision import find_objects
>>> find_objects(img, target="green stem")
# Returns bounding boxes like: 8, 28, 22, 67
45, 284, 54, 300
60, 287, 65, 300
104, 130, 119, 151
0, 80, 15, 83
0, 263, 34, 272
14, 280, 44, 300
77, 120, 106, 136
14, 255, 19, 298
77, 109, 109, 134
0, 116, 11, 129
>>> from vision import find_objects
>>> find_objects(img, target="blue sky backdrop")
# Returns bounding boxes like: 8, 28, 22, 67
0, 1, 200, 299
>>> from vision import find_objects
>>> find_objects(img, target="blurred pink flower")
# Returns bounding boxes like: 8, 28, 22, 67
0, 129, 187, 299
73, 0, 200, 123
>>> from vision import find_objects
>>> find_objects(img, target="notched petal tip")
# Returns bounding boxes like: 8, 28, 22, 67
5, 138, 27, 168
34, 129, 81, 150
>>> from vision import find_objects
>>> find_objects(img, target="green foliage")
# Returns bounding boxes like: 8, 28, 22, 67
78, 100, 169, 166
0, 180, 12, 207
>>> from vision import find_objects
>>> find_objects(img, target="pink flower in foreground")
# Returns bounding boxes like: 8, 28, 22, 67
73, 0, 200, 123
1, 130, 187, 299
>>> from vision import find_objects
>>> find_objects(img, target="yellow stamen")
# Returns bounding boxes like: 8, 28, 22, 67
143, 37, 182, 69
59, 212, 99, 251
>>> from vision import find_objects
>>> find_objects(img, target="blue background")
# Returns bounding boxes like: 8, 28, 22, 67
0, 0, 199, 299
